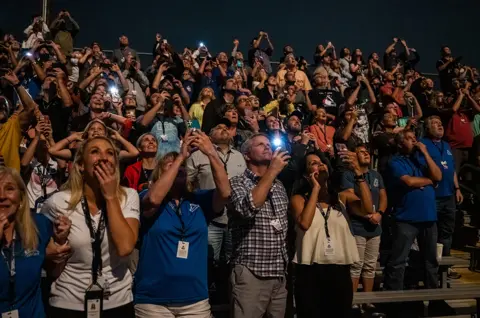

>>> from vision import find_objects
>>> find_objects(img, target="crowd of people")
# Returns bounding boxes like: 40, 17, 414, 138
1, 10, 480, 318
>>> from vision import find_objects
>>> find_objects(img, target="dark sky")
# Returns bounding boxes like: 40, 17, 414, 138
2, 0, 478, 73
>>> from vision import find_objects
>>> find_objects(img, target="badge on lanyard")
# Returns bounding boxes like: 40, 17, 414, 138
441, 160, 448, 169
85, 284, 103, 318
160, 134, 168, 142
2, 310, 19, 318
324, 237, 335, 256
177, 241, 189, 259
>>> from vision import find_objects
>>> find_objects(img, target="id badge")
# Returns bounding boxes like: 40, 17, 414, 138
85, 284, 103, 318
270, 219, 282, 233
160, 134, 168, 142
177, 241, 189, 259
2, 310, 19, 318
324, 237, 335, 256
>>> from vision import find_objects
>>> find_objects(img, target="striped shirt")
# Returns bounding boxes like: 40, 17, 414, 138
228, 169, 289, 278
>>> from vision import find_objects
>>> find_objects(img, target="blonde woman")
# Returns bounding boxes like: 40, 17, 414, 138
41, 136, 140, 318
188, 87, 215, 128
0, 167, 68, 317
48, 120, 139, 162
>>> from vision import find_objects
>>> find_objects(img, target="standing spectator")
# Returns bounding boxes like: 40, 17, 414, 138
187, 123, 246, 263
420, 116, 464, 278
290, 150, 373, 318
384, 130, 442, 291
122, 133, 158, 193
42, 136, 140, 318
113, 35, 137, 68
135, 130, 231, 317
308, 108, 335, 157
339, 145, 387, 311
309, 68, 344, 118
201, 79, 237, 134
0, 72, 37, 171
123, 56, 150, 113
436, 46, 458, 94
229, 134, 290, 318
248, 31, 274, 74
22, 15, 50, 49
49, 10, 80, 56
276, 54, 312, 92
372, 112, 399, 178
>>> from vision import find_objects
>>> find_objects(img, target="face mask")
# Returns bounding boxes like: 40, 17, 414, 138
70, 58, 78, 65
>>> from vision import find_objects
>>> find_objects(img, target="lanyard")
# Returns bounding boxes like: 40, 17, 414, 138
317, 124, 329, 145
318, 204, 332, 238
1, 231, 16, 307
81, 197, 107, 285
172, 200, 186, 241
216, 150, 231, 171
431, 140, 445, 158
38, 164, 50, 199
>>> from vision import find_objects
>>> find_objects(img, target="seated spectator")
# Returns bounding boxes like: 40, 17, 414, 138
290, 150, 373, 318
41, 136, 140, 318
135, 130, 230, 317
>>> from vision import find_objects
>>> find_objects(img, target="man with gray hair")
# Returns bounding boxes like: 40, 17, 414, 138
228, 133, 290, 318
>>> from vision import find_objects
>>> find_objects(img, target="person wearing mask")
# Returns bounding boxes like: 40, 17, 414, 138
189, 87, 215, 129
113, 35, 137, 68
339, 145, 387, 312
384, 130, 442, 291
41, 136, 140, 318
0, 166, 69, 317
135, 130, 231, 317
187, 122, 246, 266
290, 150, 373, 317
122, 133, 158, 193
419, 116, 464, 278
229, 134, 290, 318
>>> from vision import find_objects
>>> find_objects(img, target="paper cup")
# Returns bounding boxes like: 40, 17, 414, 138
436, 243, 444, 261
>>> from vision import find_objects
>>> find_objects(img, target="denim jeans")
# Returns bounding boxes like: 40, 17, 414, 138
208, 222, 232, 262
436, 195, 456, 256
384, 221, 439, 290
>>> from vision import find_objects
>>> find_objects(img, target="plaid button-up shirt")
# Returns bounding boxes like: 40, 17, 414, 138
228, 169, 289, 278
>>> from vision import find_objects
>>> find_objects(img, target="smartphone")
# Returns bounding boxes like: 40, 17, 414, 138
335, 143, 348, 152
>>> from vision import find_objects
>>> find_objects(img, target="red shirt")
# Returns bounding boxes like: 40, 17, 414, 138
445, 112, 473, 149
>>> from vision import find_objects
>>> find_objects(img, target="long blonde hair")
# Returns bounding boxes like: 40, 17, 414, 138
0, 167, 38, 251
197, 87, 215, 103
62, 136, 126, 210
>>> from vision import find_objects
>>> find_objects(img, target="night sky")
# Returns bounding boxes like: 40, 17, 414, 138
2, 0, 479, 73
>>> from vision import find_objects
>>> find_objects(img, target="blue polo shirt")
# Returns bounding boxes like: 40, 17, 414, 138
388, 155, 437, 222
135, 190, 214, 305
417, 138, 455, 198
0, 214, 52, 317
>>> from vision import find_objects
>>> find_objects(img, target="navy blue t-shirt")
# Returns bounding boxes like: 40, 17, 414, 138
388, 155, 437, 222
135, 190, 214, 305
0, 214, 52, 317
417, 138, 455, 198
339, 170, 384, 237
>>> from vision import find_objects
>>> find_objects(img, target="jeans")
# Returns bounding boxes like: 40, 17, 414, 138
208, 222, 232, 262
384, 221, 439, 290
436, 195, 456, 256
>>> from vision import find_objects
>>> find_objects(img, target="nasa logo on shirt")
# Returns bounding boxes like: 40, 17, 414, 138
189, 204, 200, 213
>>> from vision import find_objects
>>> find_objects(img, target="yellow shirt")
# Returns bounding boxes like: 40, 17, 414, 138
263, 100, 295, 116
276, 69, 312, 91
0, 114, 22, 171
188, 102, 205, 128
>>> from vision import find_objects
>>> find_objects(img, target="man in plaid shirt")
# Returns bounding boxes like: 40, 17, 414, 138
229, 133, 290, 318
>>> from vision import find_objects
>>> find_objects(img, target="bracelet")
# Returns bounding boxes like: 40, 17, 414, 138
455, 187, 460, 191
354, 174, 365, 181
377, 210, 385, 215
13, 82, 21, 88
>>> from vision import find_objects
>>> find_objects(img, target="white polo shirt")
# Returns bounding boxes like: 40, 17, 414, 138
41, 187, 140, 310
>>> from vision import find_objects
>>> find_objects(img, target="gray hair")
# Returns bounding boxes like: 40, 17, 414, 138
424, 115, 441, 135
240, 133, 269, 156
